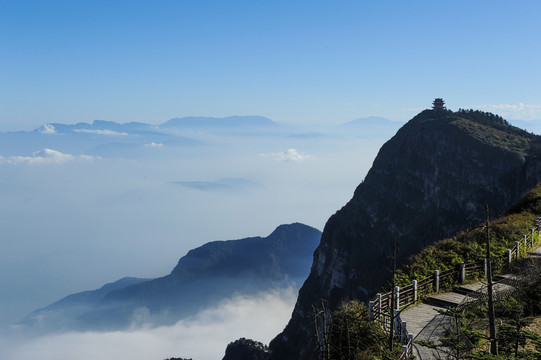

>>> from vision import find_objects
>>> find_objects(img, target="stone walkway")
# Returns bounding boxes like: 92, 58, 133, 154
400, 245, 541, 359
400, 282, 487, 359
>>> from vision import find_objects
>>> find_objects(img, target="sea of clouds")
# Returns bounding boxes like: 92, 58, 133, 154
1, 288, 297, 360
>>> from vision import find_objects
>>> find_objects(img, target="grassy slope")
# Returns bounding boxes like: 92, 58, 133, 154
394, 183, 541, 288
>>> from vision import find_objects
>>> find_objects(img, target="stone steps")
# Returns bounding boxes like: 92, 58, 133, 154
453, 284, 482, 296
423, 292, 464, 308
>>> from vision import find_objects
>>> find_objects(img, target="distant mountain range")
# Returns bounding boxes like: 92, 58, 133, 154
20, 223, 321, 332
38, 116, 281, 135
0, 115, 405, 159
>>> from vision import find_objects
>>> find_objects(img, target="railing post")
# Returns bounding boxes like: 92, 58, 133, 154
484, 258, 488, 278
434, 270, 440, 293
376, 293, 382, 319
515, 241, 520, 260
412, 279, 418, 303
525, 234, 528, 250
401, 320, 406, 343
402, 345, 407, 357
408, 333, 414, 355
394, 286, 400, 310
459, 262, 465, 284
506, 249, 512, 268
369, 300, 374, 321
394, 310, 400, 335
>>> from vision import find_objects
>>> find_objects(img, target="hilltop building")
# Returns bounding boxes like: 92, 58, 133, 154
432, 98, 446, 110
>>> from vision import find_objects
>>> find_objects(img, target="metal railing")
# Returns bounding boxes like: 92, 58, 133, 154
368, 218, 541, 359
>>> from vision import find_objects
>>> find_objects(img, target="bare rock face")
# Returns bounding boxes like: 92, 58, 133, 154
269, 109, 541, 360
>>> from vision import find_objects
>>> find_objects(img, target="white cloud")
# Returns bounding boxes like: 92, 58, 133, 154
475, 103, 541, 120
1, 288, 297, 360
40, 124, 57, 135
144, 142, 164, 148
0, 149, 98, 165
260, 148, 313, 162
73, 129, 128, 136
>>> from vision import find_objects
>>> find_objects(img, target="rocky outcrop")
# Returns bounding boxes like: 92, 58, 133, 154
269, 109, 541, 360
222, 338, 269, 360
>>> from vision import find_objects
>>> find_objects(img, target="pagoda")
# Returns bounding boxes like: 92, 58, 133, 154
432, 98, 446, 110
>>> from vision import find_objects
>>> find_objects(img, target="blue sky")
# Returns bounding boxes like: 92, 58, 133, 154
1, 0, 541, 130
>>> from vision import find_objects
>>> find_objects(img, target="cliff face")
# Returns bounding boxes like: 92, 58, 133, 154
269, 109, 541, 360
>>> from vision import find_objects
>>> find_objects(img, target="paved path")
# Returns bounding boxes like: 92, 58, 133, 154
399, 303, 452, 359
400, 245, 541, 359
400, 282, 487, 359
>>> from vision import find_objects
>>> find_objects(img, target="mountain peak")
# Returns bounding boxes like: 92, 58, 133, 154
269, 108, 541, 360
266, 223, 321, 240
171, 223, 320, 278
